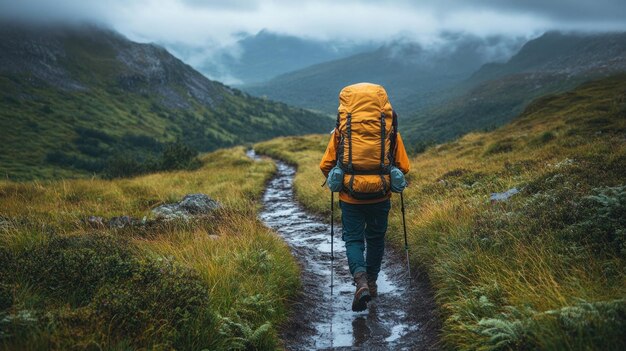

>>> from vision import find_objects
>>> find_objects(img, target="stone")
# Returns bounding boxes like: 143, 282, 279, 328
108, 216, 135, 229
152, 203, 191, 221
179, 194, 220, 214
490, 188, 520, 203
151, 193, 220, 221
85, 215, 105, 228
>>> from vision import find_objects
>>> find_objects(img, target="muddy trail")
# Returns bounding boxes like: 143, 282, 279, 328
249, 150, 440, 350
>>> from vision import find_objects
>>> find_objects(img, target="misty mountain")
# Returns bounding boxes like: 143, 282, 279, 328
403, 31, 626, 146
242, 33, 525, 115
0, 23, 332, 179
189, 30, 377, 85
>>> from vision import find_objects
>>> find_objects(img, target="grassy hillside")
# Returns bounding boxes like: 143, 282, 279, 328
0, 23, 332, 180
403, 31, 626, 146
0, 147, 300, 349
403, 72, 582, 145
255, 74, 626, 350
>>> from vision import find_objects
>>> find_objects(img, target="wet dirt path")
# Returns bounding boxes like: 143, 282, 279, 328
249, 150, 439, 350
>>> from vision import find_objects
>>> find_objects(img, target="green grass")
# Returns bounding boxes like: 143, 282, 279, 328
255, 75, 626, 350
0, 147, 300, 350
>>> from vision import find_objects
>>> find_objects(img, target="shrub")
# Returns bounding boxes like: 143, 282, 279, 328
75, 127, 115, 144
518, 183, 585, 233
0, 249, 13, 311
484, 139, 514, 155
159, 141, 200, 171
103, 153, 148, 179
45, 151, 105, 173
218, 316, 277, 350
17, 234, 137, 305
121, 133, 162, 151
411, 140, 436, 155
474, 299, 626, 351
3, 234, 216, 348
75, 141, 106, 158
530, 131, 556, 146
476, 315, 529, 351
102, 142, 199, 179
534, 299, 626, 350
92, 257, 214, 347
39, 104, 53, 115
567, 185, 626, 256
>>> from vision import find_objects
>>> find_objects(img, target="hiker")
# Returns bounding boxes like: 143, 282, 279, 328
320, 83, 410, 312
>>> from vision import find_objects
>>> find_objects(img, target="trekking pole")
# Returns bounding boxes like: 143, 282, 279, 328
400, 192, 411, 284
330, 191, 335, 294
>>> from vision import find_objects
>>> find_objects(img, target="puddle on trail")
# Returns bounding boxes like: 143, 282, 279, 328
248, 150, 431, 350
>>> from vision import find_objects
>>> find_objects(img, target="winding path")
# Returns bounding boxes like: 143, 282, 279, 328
249, 150, 439, 350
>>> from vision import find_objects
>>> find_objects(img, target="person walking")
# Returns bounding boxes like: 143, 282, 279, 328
320, 82, 410, 312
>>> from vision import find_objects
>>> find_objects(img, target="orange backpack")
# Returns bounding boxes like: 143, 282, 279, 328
335, 83, 398, 200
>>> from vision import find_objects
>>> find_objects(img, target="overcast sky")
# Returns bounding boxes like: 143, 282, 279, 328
1, 0, 625, 48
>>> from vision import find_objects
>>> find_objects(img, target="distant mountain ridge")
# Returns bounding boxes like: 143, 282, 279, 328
0, 23, 332, 179
243, 34, 526, 115
470, 31, 626, 83
191, 30, 377, 85
403, 31, 626, 146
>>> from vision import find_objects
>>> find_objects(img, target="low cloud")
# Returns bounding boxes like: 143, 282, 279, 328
2, 0, 624, 47
2, 0, 623, 83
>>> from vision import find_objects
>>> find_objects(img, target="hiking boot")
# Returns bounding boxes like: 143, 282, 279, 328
352, 272, 371, 312
367, 275, 378, 297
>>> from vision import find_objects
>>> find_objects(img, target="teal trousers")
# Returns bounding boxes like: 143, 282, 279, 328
340, 199, 391, 280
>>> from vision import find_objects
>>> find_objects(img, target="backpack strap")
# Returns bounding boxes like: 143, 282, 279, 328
334, 112, 340, 161
378, 111, 388, 196
380, 112, 386, 170
389, 110, 399, 166
345, 112, 356, 195
346, 113, 353, 173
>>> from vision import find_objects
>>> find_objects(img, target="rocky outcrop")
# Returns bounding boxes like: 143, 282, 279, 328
0, 24, 85, 91
152, 194, 220, 221
0, 23, 224, 109
84, 194, 220, 229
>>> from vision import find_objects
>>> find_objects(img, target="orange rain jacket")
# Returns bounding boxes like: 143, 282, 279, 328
320, 129, 410, 204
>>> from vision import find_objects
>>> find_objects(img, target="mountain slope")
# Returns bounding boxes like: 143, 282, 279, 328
403, 31, 626, 145
0, 23, 332, 180
244, 34, 524, 115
